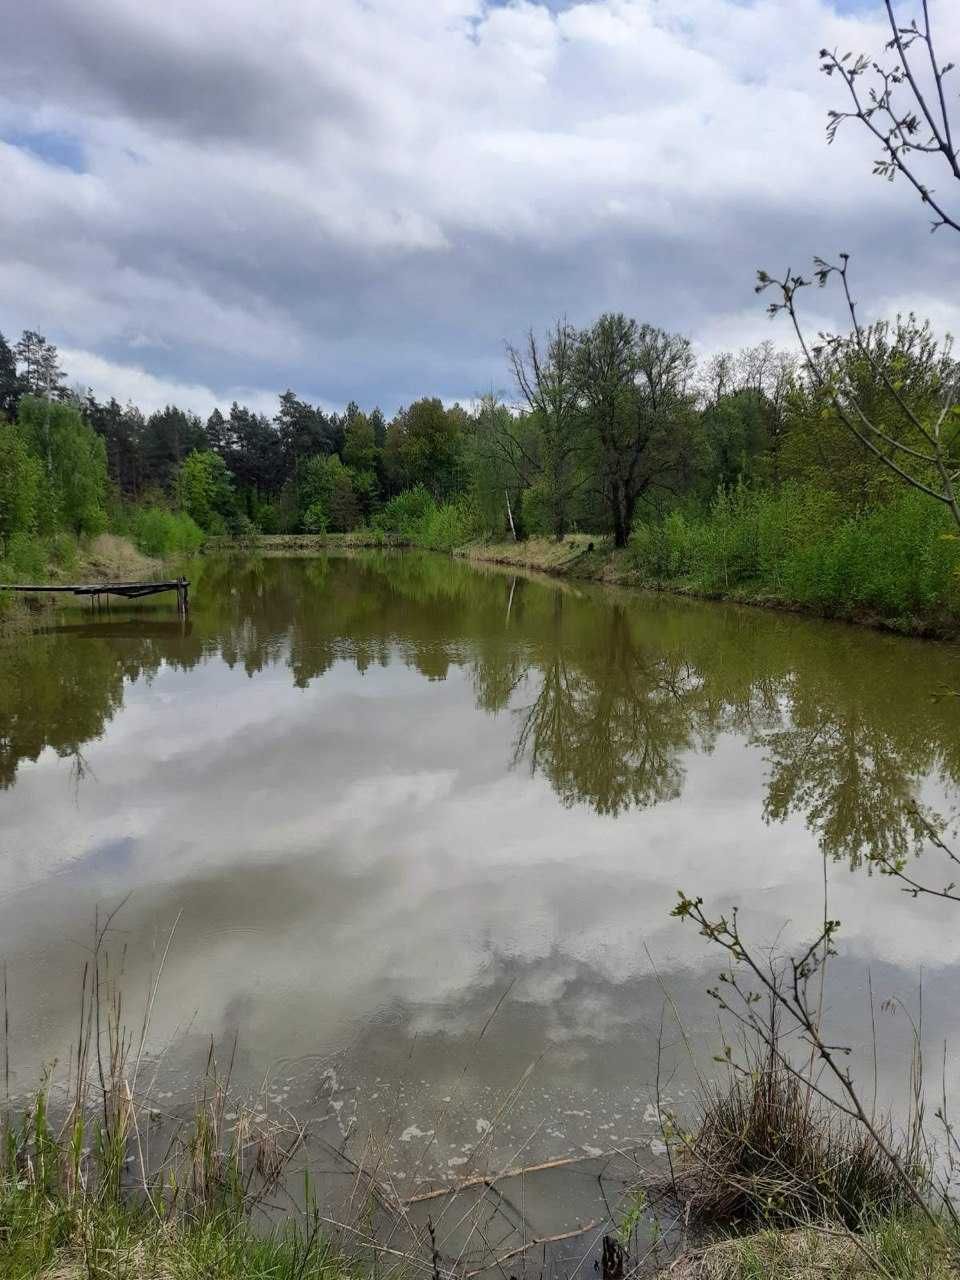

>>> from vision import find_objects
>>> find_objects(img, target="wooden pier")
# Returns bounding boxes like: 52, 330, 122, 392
1, 576, 190, 616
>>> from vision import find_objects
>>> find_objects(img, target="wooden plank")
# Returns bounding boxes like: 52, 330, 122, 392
1, 581, 186, 594
0, 579, 190, 616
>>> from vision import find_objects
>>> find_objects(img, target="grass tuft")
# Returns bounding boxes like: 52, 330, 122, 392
679, 1058, 907, 1231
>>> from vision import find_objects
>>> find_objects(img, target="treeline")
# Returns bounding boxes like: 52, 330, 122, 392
1, 314, 958, 619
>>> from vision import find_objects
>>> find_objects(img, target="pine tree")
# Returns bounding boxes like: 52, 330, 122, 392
14, 330, 66, 398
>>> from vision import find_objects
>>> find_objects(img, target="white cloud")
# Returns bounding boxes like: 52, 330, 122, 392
1, 0, 958, 409
59, 347, 280, 417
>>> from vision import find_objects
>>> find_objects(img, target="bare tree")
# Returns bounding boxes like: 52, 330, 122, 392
505, 321, 585, 539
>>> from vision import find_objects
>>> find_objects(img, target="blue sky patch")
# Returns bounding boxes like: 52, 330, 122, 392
4, 129, 86, 173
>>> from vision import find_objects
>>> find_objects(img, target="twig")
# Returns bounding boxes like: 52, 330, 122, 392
403, 1151, 625, 1204
463, 1220, 601, 1278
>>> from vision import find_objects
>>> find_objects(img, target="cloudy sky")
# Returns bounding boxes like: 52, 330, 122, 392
2, 0, 959, 417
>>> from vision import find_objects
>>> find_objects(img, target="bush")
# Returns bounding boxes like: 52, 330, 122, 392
373, 487, 480, 549
302, 501, 329, 534
0, 532, 50, 581
420, 497, 481, 550
129, 506, 205, 558
630, 483, 960, 620
630, 510, 695, 579
374, 485, 437, 540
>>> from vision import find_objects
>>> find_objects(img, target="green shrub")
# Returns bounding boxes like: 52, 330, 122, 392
630, 484, 960, 620
129, 506, 205, 558
0, 532, 50, 581
372, 486, 480, 549
302, 501, 329, 534
419, 496, 481, 550
630, 510, 694, 578
374, 485, 437, 540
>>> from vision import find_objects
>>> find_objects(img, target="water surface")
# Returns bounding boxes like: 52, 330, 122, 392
1, 551, 959, 1184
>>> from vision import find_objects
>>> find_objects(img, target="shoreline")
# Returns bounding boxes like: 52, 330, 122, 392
206, 532, 960, 643
0, 533, 166, 634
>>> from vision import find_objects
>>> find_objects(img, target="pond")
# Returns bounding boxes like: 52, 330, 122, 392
1, 550, 959, 1192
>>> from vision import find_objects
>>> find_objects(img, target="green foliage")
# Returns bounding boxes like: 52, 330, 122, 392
631, 484, 960, 620
341, 409, 380, 475
702, 389, 772, 491
629, 509, 696, 579
0, 423, 41, 547
0, 532, 51, 581
374, 484, 437, 539
297, 454, 361, 532
373, 485, 479, 549
419, 495, 481, 550
17, 397, 109, 537
174, 449, 238, 534
302, 500, 329, 534
384, 398, 465, 499
0, 1093, 356, 1280
129, 505, 205, 557
141, 405, 207, 492
520, 481, 556, 536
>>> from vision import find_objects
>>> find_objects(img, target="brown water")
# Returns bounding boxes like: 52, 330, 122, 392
1, 550, 959, 1192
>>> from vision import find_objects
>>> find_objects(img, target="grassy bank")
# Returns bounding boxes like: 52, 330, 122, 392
456, 522, 960, 638
0, 1067, 366, 1280
0, 533, 164, 632
206, 530, 407, 551
6, 1057, 953, 1280
668, 1219, 956, 1278
0, 1183, 352, 1280
626, 486, 960, 637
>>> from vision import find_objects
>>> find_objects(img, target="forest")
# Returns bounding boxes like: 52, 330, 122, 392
1, 309, 959, 626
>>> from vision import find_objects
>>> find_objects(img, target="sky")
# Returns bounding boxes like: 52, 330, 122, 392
1, 0, 959, 418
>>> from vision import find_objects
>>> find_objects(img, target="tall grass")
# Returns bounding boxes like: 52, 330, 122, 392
681, 1056, 907, 1230
0, 919, 362, 1280
630, 484, 960, 621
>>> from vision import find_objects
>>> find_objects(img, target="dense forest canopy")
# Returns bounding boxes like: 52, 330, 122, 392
0, 312, 958, 624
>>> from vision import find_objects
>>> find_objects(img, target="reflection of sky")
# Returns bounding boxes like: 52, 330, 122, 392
2, 577, 959, 1170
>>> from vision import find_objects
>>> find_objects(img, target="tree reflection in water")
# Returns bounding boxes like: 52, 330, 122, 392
1, 550, 957, 870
